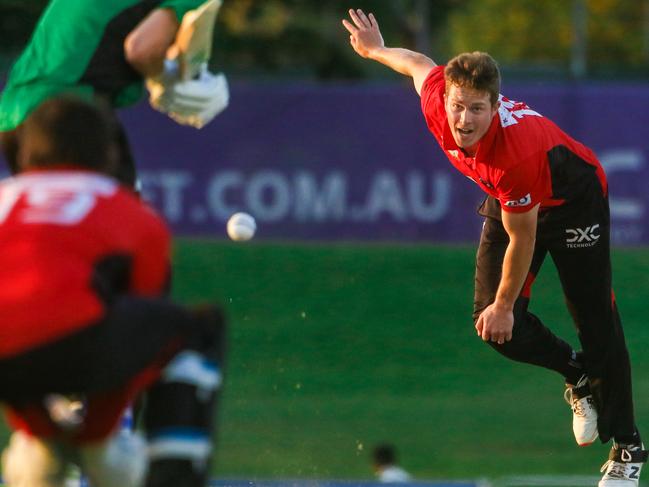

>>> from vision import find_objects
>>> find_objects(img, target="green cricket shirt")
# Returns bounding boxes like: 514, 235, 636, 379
0, 0, 202, 131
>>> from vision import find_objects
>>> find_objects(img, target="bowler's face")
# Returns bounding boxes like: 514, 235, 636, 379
444, 84, 499, 156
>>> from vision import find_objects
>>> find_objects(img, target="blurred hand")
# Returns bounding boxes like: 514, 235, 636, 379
341, 8, 384, 58
475, 303, 514, 345
147, 64, 229, 129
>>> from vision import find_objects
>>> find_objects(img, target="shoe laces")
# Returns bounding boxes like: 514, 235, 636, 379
564, 375, 591, 416
601, 459, 629, 479
601, 444, 644, 479
564, 388, 588, 417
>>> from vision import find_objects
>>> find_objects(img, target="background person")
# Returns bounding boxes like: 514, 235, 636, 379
342, 8, 646, 486
372, 444, 412, 483
0, 96, 226, 487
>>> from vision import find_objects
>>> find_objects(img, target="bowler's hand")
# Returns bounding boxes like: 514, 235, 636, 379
475, 303, 514, 345
342, 8, 384, 58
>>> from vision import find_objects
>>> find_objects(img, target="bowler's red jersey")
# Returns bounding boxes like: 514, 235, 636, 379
420, 66, 607, 213
0, 170, 170, 357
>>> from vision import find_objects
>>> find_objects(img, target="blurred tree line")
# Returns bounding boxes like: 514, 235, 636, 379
1, 0, 648, 80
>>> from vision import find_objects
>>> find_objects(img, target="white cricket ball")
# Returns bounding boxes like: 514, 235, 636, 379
226, 212, 256, 241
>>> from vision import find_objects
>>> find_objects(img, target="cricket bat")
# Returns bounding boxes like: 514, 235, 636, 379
172, 0, 223, 80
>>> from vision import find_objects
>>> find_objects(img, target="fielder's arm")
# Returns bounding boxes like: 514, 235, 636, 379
342, 8, 436, 95
475, 204, 539, 344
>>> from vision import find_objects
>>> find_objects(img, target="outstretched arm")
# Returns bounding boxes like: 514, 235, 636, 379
342, 8, 436, 95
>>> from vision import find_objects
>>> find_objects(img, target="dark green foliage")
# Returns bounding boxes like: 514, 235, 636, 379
1, 1, 647, 79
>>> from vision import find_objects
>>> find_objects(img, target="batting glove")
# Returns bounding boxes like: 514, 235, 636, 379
147, 62, 229, 129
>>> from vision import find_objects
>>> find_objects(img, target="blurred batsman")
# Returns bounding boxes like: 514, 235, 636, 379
0, 96, 226, 487
343, 8, 646, 486
0, 0, 229, 189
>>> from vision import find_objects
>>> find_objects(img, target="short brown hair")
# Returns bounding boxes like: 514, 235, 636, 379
20, 96, 117, 173
444, 52, 500, 106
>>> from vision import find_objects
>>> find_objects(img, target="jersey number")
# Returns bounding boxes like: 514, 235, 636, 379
0, 184, 98, 225
498, 97, 542, 128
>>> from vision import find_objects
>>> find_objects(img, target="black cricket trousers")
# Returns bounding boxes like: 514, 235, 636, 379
473, 192, 637, 444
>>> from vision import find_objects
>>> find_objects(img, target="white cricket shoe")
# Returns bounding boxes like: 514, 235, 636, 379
564, 375, 598, 446
599, 443, 648, 486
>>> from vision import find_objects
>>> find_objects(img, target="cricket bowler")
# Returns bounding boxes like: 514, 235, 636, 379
343, 7, 646, 486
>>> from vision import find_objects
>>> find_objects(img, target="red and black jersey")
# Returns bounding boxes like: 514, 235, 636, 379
0, 170, 170, 357
420, 66, 607, 214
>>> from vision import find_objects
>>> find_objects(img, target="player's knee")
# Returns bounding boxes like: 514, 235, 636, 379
79, 430, 147, 487
2, 431, 67, 487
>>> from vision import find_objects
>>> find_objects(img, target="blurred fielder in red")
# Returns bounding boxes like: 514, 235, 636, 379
0, 96, 226, 487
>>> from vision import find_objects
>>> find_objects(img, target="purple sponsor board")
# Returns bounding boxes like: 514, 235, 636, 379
126, 82, 486, 242
3, 81, 649, 243
126, 82, 649, 244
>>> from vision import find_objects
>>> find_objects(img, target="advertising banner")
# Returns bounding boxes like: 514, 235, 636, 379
3, 81, 648, 244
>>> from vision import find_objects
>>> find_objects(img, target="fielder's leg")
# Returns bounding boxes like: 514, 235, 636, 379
144, 306, 227, 487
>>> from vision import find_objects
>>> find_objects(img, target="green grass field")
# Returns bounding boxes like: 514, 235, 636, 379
166, 240, 649, 481
5, 240, 649, 483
